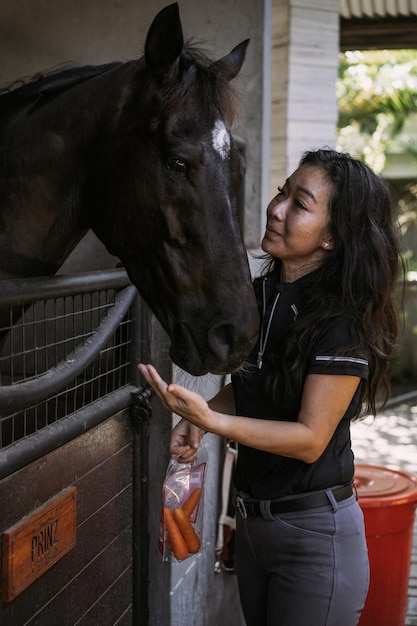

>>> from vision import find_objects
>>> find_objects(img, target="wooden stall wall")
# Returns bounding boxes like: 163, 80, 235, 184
0, 274, 172, 624
0, 411, 134, 625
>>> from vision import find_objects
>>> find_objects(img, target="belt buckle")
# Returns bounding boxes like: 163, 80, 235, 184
236, 495, 248, 519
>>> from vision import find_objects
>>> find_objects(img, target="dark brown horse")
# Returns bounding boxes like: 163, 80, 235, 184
0, 3, 259, 376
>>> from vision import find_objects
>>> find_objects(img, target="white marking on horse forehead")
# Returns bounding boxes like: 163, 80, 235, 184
212, 119, 231, 159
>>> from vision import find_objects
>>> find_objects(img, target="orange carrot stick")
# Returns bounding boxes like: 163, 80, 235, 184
164, 507, 189, 561
174, 507, 201, 554
182, 487, 201, 518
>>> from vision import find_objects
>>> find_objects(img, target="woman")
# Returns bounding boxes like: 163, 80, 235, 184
139, 148, 402, 626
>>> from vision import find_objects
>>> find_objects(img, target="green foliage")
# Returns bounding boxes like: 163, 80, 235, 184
337, 49, 417, 171
398, 181, 417, 236
338, 50, 417, 280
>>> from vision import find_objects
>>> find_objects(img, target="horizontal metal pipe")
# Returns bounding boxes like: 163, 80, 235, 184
378, 389, 417, 411
0, 268, 132, 307
0, 284, 137, 411
0, 384, 137, 480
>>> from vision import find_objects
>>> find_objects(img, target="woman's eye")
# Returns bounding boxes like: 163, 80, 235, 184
295, 200, 307, 210
276, 185, 306, 210
167, 157, 187, 175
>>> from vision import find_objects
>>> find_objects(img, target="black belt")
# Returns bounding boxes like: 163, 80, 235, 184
238, 484, 353, 518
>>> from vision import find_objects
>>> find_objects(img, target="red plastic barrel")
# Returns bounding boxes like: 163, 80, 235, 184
355, 464, 417, 626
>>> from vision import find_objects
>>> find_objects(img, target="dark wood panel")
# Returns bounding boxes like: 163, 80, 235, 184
1, 486, 132, 624
0, 411, 131, 528
116, 609, 134, 626
76, 567, 132, 625
27, 529, 132, 625
75, 443, 132, 524
0, 412, 134, 625
340, 16, 417, 51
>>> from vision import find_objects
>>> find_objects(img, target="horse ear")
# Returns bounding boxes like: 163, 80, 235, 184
212, 39, 250, 82
145, 3, 184, 74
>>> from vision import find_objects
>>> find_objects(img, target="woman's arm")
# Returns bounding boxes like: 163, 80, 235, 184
223, 374, 360, 463
138, 364, 360, 464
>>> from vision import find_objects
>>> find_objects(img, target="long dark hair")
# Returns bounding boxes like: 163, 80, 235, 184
257, 148, 403, 417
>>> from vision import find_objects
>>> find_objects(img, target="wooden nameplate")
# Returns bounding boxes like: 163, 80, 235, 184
2, 486, 76, 602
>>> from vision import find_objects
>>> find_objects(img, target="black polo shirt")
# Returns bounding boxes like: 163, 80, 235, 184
231, 270, 369, 499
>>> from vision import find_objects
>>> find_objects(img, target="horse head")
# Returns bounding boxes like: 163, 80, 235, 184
88, 3, 259, 375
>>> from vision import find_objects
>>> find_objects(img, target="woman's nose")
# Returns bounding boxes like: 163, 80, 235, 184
270, 197, 286, 221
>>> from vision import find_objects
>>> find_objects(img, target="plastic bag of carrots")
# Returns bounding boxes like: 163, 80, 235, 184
158, 443, 207, 562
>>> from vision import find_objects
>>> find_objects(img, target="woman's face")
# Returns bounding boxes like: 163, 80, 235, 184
261, 165, 334, 281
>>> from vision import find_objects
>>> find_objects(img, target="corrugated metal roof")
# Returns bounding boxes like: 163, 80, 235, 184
340, 0, 417, 18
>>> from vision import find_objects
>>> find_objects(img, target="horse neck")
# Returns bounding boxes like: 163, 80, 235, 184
0, 65, 134, 280
0, 217, 89, 280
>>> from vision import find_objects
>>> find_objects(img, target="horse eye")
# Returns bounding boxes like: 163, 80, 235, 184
167, 157, 187, 175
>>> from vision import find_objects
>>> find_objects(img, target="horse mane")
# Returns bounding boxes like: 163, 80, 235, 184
0, 43, 241, 124
160, 42, 241, 126
0, 63, 121, 111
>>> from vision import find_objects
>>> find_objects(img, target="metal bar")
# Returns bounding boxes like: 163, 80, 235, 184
379, 390, 417, 411
0, 285, 137, 412
0, 384, 137, 480
131, 386, 153, 626
0, 268, 132, 307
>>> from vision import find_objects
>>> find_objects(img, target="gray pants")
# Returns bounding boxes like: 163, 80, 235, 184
234, 493, 369, 626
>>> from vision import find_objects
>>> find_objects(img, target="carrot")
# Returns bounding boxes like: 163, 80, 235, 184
182, 487, 201, 518
164, 507, 189, 561
174, 507, 201, 554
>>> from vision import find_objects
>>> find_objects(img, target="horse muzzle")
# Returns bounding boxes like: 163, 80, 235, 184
169, 318, 259, 376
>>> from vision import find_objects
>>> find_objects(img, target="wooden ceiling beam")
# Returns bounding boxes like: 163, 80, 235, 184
340, 16, 417, 51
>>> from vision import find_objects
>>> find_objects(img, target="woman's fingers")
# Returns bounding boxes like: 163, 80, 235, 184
138, 364, 190, 416
137, 363, 211, 431
138, 363, 166, 392
137, 363, 172, 409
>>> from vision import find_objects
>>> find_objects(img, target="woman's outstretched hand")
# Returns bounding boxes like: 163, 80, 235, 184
137, 363, 209, 421
137, 363, 218, 461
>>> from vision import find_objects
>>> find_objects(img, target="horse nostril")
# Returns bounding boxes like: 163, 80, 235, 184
207, 324, 233, 363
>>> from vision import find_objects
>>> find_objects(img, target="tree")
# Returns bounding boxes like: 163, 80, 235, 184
337, 49, 417, 173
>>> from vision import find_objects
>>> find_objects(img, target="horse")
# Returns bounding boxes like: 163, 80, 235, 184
0, 3, 259, 376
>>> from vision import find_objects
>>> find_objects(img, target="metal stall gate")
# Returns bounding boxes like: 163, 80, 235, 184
0, 269, 172, 625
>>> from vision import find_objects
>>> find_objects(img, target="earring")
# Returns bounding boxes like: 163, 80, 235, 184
324, 242, 330, 248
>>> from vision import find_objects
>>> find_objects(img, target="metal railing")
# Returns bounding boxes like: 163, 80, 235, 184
0, 269, 138, 478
